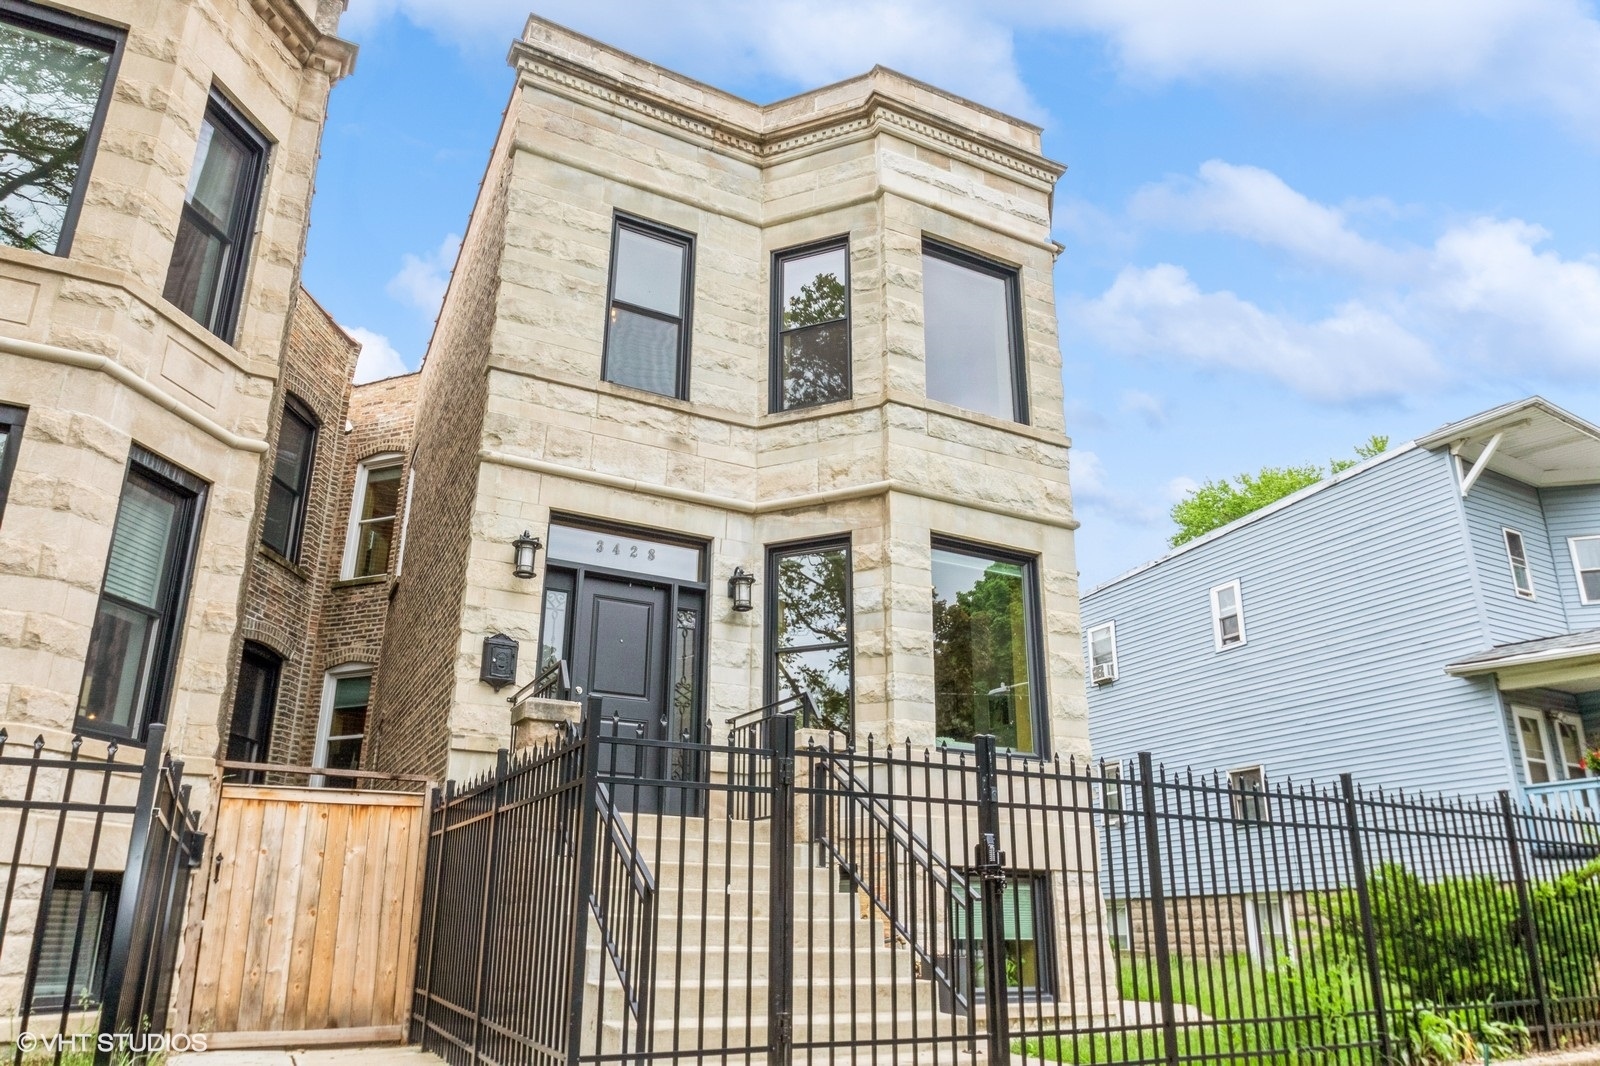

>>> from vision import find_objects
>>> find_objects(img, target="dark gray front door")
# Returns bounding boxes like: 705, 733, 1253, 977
574, 576, 671, 810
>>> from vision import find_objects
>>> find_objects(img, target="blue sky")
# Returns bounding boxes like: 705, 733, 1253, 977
302, 1, 1600, 588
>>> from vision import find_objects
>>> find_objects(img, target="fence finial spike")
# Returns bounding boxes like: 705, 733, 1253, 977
32, 734, 44, 753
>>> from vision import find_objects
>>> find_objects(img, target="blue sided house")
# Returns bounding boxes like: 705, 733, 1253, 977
1084, 397, 1600, 811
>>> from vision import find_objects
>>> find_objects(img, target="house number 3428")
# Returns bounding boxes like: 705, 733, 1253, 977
594, 537, 657, 563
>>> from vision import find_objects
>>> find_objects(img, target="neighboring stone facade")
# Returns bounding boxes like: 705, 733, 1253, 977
370, 16, 1087, 782
0, 0, 356, 780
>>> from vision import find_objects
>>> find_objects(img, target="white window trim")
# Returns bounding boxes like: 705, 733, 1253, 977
1513, 706, 1554, 786
1228, 764, 1268, 823
1087, 621, 1118, 683
394, 467, 416, 578
1553, 711, 1588, 780
1210, 580, 1247, 651
1502, 528, 1536, 599
1243, 894, 1295, 965
313, 663, 373, 787
340, 452, 403, 579
1570, 535, 1600, 606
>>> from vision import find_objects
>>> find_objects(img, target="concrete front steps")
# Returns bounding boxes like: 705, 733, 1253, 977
582, 815, 978, 1062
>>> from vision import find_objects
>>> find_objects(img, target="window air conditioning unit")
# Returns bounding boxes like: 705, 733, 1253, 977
1091, 663, 1116, 685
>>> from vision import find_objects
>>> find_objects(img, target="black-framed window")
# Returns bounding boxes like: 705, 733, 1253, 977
0, 401, 27, 525
0, 0, 122, 256
163, 91, 267, 343
261, 396, 317, 561
771, 239, 849, 411
602, 214, 693, 399
932, 539, 1044, 753
224, 642, 280, 782
921, 240, 1027, 424
76, 448, 206, 741
29, 870, 119, 1010
767, 539, 853, 733
952, 873, 1055, 999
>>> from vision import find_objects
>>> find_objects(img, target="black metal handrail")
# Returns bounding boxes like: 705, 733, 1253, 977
506, 658, 572, 705
808, 740, 979, 1018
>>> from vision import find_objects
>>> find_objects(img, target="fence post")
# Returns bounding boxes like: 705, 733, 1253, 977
414, 782, 449, 1047
768, 712, 797, 1066
565, 700, 606, 1066
1339, 773, 1393, 1065
974, 735, 1011, 1065
1136, 752, 1179, 1066
469, 749, 510, 1066
1499, 791, 1555, 1050
96, 723, 168, 1065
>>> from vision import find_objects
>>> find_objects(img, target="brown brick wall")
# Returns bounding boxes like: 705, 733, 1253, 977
365, 127, 512, 779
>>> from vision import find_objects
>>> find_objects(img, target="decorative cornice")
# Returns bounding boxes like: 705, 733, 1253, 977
509, 43, 1064, 187
248, 0, 357, 79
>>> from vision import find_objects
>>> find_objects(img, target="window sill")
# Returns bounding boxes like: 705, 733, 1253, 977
258, 544, 310, 581
332, 574, 389, 590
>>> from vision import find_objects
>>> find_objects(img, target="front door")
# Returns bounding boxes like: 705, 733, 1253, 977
573, 575, 672, 810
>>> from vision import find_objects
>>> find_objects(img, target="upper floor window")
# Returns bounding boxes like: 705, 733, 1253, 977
0, 1, 121, 256
341, 454, 402, 579
77, 447, 205, 741
772, 239, 849, 412
1570, 536, 1600, 605
1503, 528, 1535, 599
163, 92, 267, 343
921, 240, 1026, 424
1087, 621, 1117, 685
932, 540, 1043, 753
603, 214, 692, 399
1211, 580, 1246, 650
261, 396, 317, 562
0, 401, 27, 525
768, 539, 853, 733
224, 642, 280, 783
1229, 766, 1268, 824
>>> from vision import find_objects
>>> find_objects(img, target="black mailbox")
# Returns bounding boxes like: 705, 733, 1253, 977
481, 632, 519, 690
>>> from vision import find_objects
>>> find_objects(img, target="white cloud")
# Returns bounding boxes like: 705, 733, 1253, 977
1071, 449, 1170, 525
1118, 389, 1167, 427
387, 233, 461, 318
345, 0, 1600, 137
1081, 162, 1600, 401
347, 326, 412, 384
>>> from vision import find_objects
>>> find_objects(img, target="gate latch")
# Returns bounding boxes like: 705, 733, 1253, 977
774, 756, 795, 786
974, 831, 1007, 880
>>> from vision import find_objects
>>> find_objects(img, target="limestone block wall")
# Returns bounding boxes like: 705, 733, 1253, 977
370, 16, 1088, 781
0, 0, 354, 786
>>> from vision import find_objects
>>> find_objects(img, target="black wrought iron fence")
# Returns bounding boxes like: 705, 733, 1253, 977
0, 723, 204, 1066
413, 708, 1600, 1066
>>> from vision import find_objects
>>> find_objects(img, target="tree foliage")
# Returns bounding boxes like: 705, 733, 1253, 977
1168, 435, 1389, 547
772, 547, 852, 732
779, 272, 848, 408
933, 565, 1026, 748
0, 22, 110, 252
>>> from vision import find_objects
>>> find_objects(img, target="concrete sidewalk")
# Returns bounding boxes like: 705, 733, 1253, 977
172, 1046, 444, 1066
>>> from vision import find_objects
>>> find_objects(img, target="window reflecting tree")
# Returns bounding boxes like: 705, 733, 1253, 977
772, 543, 852, 732
777, 247, 849, 410
933, 549, 1034, 751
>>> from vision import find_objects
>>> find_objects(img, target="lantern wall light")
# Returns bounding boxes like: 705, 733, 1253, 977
728, 565, 755, 612
512, 530, 542, 579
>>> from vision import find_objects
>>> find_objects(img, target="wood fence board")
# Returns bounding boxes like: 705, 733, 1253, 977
236, 799, 287, 1031
304, 800, 351, 1029
282, 802, 330, 1033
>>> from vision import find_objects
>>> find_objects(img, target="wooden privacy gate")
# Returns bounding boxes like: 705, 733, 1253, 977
186, 783, 428, 1047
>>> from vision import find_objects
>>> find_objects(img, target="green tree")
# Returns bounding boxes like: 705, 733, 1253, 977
1168, 434, 1389, 547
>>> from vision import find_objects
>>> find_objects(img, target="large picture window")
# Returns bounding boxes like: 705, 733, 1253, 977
261, 396, 317, 562
224, 642, 280, 782
162, 92, 267, 343
768, 539, 852, 733
921, 241, 1026, 424
772, 239, 849, 411
932, 541, 1043, 752
76, 449, 205, 741
0, 401, 27, 525
602, 215, 693, 399
341, 454, 402, 579
0, 1, 121, 255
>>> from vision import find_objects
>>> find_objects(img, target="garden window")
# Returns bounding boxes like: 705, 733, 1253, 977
224, 642, 279, 782
163, 92, 267, 342
342, 454, 402, 578
261, 396, 317, 561
768, 539, 852, 732
921, 240, 1026, 423
932, 541, 1043, 753
1211, 580, 1246, 649
0, 402, 26, 526
772, 239, 849, 411
1503, 529, 1535, 598
603, 215, 693, 399
0, 1, 121, 256
1088, 621, 1117, 684
76, 448, 205, 741
1571, 536, 1600, 605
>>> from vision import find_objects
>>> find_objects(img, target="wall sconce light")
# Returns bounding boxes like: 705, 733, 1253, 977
728, 566, 755, 612
512, 530, 541, 579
